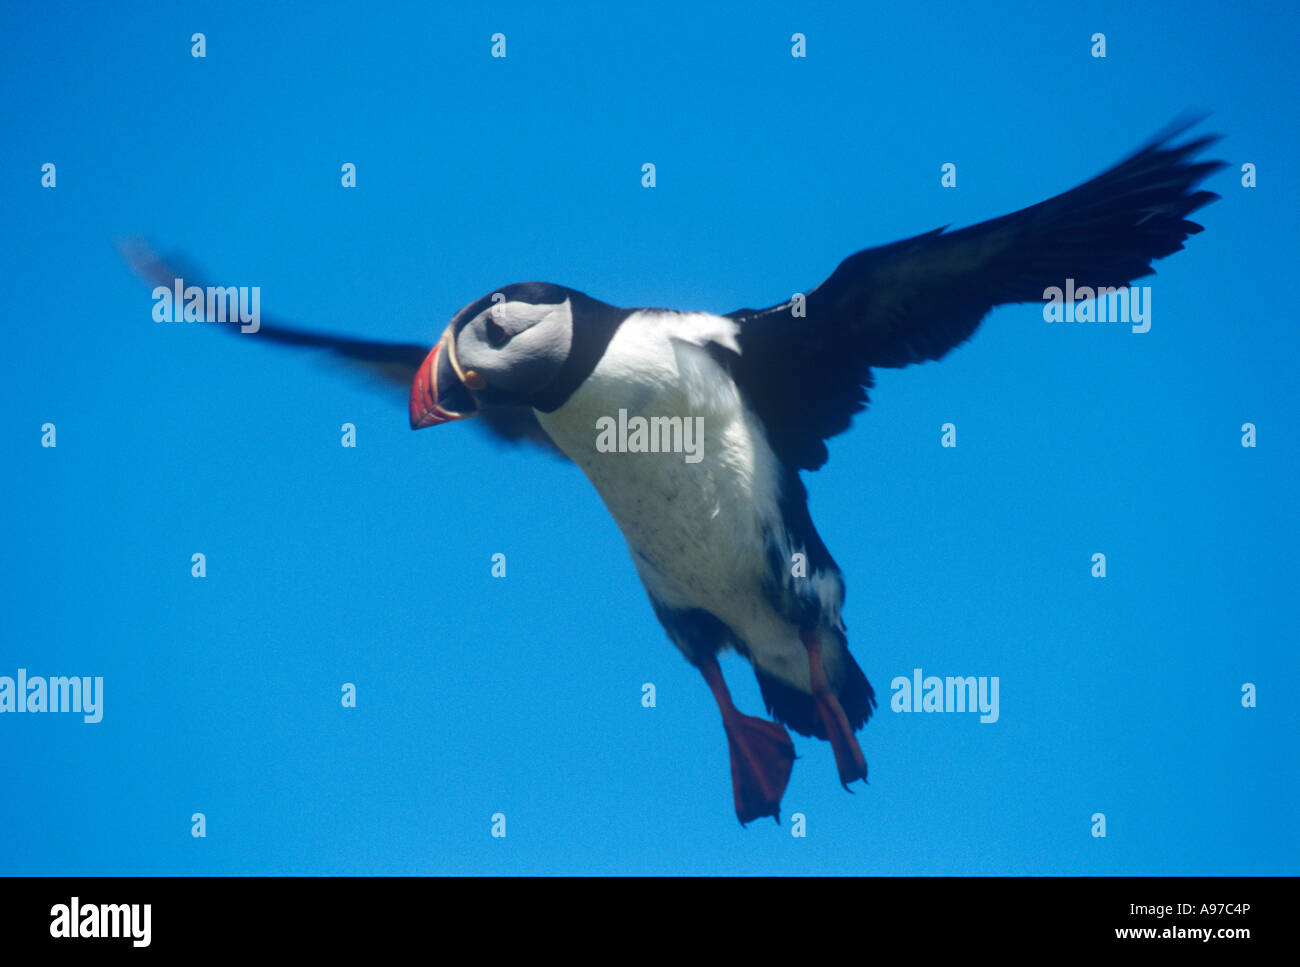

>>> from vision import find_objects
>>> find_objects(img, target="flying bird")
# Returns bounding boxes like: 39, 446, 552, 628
124, 122, 1223, 824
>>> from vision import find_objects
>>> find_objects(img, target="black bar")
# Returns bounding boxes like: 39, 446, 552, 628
0, 876, 1286, 954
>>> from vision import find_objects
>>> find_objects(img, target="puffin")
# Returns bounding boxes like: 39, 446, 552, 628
124, 121, 1223, 824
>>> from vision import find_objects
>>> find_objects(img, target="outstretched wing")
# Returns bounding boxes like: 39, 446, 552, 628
727, 119, 1226, 471
118, 242, 568, 460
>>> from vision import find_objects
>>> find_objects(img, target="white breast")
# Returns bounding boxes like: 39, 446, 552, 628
534, 311, 787, 638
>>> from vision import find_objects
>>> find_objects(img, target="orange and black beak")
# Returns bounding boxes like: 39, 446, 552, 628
409, 326, 481, 429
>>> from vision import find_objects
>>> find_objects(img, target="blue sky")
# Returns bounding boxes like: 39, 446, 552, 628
1, 0, 1296, 874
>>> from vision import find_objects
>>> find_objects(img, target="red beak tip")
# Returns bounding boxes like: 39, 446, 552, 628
409, 344, 440, 430
409, 336, 476, 429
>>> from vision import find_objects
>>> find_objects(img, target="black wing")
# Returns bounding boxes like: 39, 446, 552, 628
727, 119, 1226, 472
118, 241, 568, 460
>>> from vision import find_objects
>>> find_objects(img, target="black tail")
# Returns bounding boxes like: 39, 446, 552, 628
755, 636, 876, 740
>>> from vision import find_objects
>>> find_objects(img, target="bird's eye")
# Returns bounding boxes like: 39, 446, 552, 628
485, 317, 509, 347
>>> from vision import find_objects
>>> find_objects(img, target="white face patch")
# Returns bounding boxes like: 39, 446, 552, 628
456, 298, 574, 394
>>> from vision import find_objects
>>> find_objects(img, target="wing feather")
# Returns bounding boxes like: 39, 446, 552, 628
727, 119, 1226, 471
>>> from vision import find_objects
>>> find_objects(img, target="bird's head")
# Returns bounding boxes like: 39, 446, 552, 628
409, 282, 583, 429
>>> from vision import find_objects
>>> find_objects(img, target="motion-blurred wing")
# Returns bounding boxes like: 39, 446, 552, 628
118, 241, 568, 460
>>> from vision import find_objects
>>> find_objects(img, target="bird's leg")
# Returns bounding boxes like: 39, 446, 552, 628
801, 629, 868, 789
698, 654, 796, 825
